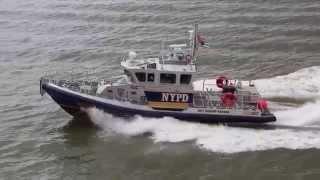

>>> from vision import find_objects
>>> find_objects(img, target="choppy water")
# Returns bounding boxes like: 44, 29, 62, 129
1, 0, 320, 179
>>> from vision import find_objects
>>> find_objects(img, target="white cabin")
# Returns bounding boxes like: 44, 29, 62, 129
120, 43, 196, 90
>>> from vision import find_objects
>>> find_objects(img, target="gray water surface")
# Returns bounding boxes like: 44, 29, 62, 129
1, 0, 320, 179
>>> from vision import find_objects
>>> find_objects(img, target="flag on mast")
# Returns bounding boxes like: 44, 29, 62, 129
197, 33, 209, 48
191, 24, 209, 63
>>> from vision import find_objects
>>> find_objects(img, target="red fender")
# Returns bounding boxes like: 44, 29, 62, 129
257, 99, 268, 110
221, 92, 237, 107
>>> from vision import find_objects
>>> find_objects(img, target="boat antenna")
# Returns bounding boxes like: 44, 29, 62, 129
191, 24, 199, 63
160, 40, 165, 69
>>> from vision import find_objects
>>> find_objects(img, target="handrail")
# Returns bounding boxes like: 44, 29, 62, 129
192, 89, 260, 110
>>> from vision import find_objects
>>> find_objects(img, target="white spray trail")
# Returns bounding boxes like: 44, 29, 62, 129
85, 66, 320, 153
255, 66, 320, 100
87, 107, 320, 153
254, 66, 320, 126
273, 100, 320, 126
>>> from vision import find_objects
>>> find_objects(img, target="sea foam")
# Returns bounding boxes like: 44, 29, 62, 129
86, 66, 320, 153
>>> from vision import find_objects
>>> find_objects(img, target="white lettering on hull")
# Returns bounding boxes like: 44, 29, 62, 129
161, 93, 189, 103
161, 93, 169, 102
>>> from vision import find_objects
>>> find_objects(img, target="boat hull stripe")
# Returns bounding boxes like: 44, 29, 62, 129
42, 83, 276, 123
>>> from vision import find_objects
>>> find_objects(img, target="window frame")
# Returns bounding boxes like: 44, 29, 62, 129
180, 74, 192, 85
135, 72, 146, 82
160, 73, 176, 84
124, 69, 135, 83
147, 73, 155, 82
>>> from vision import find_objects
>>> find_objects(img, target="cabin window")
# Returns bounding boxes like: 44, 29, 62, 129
147, 63, 156, 69
135, 72, 146, 82
147, 73, 154, 82
180, 74, 192, 84
124, 69, 135, 83
160, 73, 176, 84
176, 53, 184, 61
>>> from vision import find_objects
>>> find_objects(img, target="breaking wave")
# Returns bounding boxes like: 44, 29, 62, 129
257, 66, 320, 126
86, 66, 320, 153
274, 100, 320, 126
87, 108, 320, 153
255, 66, 320, 100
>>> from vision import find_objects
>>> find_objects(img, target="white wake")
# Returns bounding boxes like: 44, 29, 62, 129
86, 66, 320, 153
255, 66, 320, 126
255, 66, 320, 100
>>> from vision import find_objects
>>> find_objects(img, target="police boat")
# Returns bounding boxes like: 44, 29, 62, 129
40, 24, 276, 124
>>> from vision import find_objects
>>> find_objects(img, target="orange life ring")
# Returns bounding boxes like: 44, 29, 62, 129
216, 76, 228, 88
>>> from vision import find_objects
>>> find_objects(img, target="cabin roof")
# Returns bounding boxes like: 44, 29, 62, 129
121, 57, 196, 73
169, 44, 187, 48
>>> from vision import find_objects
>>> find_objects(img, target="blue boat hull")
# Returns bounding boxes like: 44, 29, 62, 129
42, 83, 276, 124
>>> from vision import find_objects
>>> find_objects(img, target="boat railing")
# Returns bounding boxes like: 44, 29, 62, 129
41, 77, 101, 95
201, 79, 215, 92
41, 72, 134, 96
201, 79, 240, 91
192, 90, 260, 111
